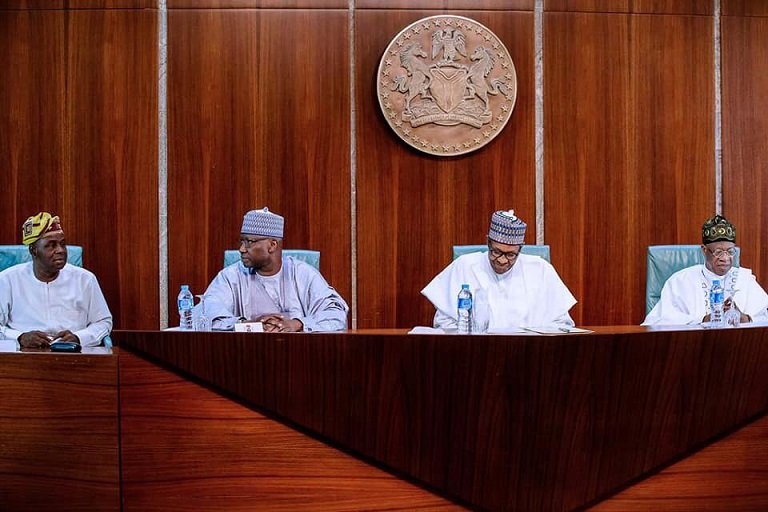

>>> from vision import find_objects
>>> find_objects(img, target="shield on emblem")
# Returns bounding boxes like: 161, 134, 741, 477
429, 67, 468, 113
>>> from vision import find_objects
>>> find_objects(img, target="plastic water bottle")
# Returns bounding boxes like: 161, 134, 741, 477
709, 279, 724, 326
177, 285, 194, 330
457, 284, 473, 334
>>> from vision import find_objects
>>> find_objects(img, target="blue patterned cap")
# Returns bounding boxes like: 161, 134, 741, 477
241, 207, 284, 239
489, 210, 526, 245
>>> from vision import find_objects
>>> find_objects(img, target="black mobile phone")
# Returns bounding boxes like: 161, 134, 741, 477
49, 340, 82, 353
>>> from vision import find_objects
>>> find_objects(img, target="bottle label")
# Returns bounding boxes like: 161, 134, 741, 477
458, 298, 472, 309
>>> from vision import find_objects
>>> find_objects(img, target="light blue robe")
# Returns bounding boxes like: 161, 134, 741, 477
201, 256, 348, 332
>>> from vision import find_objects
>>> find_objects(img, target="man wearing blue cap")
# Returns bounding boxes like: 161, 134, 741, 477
201, 208, 348, 332
421, 210, 576, 331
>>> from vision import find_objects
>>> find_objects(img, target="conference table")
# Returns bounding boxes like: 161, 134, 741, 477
1, 326, 767, 511
0, 340, 119, 511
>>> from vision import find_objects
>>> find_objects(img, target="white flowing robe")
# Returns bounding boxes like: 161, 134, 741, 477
0, 262, 113, 346
421, 252, 576, 331
202, 256, 348, 332
642, 264, 768, 325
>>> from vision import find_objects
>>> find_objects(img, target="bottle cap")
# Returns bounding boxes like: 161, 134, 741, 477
181, 284, 189, 290
461, 284, 470, 290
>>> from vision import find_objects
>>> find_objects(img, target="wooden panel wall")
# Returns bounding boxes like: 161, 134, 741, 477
167, 8, 351, 317
119, 349, 464, 511
722, 11, 768, 290
545, 0, 712, 14
544, 11, 714, 325
2, 0, 154, 8
355, 9, 535, 328
170, 0, 344, 7
0, 10, 66, 235
723, 0, 768, 16
357, 0, 533, 9
0, 6, 158, 329
0, 353, 119, 512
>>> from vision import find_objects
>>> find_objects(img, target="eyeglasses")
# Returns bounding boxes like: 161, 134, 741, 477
705, 246, 737, 259
488, 244, 521, 261
239, 237, 270, 248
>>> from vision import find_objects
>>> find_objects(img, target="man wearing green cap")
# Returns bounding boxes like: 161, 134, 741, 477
0, 212, 113, 349
643, 214, 768, 325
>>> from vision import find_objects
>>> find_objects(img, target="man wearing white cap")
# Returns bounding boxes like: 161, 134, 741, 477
201, 208, 349, 332
0, 212, 113, 348
421, 210, 576, 331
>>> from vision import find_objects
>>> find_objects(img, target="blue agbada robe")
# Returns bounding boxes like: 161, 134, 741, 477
200, 257, 348, 332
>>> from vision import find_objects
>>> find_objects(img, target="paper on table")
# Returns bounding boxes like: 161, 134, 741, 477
486, 326, 527, 334
408, 326, 446, 334
234, 321, 264, 333
523, 326, 594, 334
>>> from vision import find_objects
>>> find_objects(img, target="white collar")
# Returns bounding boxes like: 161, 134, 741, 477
701, 265, 733, 282
485, 255, 517, 282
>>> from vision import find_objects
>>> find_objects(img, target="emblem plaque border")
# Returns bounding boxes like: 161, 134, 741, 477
377, 15, 518, 157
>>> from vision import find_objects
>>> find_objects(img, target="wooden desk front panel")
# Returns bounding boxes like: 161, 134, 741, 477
116, 328, 768, 511
0, 353, 120, 512
119, 350, 464, 511
590, 413, 768, 511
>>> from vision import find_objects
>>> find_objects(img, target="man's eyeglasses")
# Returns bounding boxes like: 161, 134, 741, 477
705, 246, 737, 259
239, 237, 270, 248
488, 244, 521, 261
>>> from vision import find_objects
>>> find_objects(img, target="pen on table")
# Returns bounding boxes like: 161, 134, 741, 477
558, 327, 571, 333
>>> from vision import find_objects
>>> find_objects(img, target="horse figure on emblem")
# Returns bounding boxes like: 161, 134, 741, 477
392, 43, 433, 114
466, 46, 511, 114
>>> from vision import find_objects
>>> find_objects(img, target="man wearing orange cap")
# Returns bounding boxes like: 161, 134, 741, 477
0, 212, 113, 348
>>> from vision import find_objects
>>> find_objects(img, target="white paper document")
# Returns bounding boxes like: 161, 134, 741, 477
523, 326, 594, 334
486, 327, 528, 334
408, 326, 446, 334
234, 321, 264, 333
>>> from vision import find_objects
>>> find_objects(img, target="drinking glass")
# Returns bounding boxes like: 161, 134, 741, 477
724, 303, 741, 327
472, 289, 491, 334
193, 294, 212, 331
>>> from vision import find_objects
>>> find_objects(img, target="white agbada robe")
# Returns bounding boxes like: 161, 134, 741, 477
0, 262, 113, 346
642, 264, 768, 325
421, 252, 576, 331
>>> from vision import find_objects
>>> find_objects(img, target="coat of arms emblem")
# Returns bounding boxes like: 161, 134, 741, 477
377, 15, 517, 156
